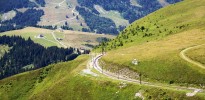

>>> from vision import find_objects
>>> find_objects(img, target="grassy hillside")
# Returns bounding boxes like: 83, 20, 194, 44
0, 27, 115, 48
1, 55, 205, 100
99, 0, 205, 85
1, 0, 205, 99
0, 27, 61, 47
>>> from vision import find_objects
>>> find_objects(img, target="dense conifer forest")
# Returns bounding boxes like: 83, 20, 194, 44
0, 9, 44, 32
76, 7, 118, 34
0, 0, 45, 32
0, 35, 84, 79
0, 0, 45, 13
76, 0, 181, 34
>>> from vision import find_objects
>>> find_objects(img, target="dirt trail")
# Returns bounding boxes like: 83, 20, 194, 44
49, 0, 79, 48
180, 44, 205, 69
90, 54, 203, 97
51, 31, 67, 48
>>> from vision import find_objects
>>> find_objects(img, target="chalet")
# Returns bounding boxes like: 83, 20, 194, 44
132, 59, 138, 65
36, 34, 44, 38
58, 28, 64, 32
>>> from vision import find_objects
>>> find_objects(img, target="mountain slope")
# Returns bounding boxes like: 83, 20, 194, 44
100, 0, 205, 85
1, 55, 204, 100
1, 0, 205, 99
0, 0, 181, 34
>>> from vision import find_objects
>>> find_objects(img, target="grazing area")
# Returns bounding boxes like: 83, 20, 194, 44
102, 29, 205, 85
0, 27, 61, 47
0, 55, 204, 100
0, 0, 205, 99
0, 27, 115, 48
62, 30, 115, 49
99, 0, 205, 86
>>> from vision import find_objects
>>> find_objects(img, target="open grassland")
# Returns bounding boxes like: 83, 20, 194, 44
186, 45, 205, 65
62, 30, 115, 49
39, 0, 89, 31
0, 45, 10, 58
94, 5, 129, 27
100, 0, 205, 85
0, 27, 61, 47
0, 55, 204, 100
103, 0, 205, 50
0, 27, 115, 48
102, 29, 205, 85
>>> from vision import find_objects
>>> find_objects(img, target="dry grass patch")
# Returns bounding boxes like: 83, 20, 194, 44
62, 30, 115, 49
103, 29, 205, 63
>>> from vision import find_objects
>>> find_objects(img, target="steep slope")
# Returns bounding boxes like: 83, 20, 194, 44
1, 0, 205, 99
1, 55, 204, 100
0, 0, 181, 34
99, 0, 205, 85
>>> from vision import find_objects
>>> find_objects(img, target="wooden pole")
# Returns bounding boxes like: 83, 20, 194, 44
102, 62, 103, 74
118, 66, 120, 79
139, 73, 142, 84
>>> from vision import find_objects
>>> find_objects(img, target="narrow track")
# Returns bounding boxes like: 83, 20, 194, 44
91, 54, 203, 96
180, 44, 205, 69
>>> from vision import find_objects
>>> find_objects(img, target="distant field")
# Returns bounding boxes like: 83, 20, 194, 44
39, 0, 89, 31
62, 30, 115, 49
0, 27, 61, 47
0, 27, 115, 48
94, 5, 129, 27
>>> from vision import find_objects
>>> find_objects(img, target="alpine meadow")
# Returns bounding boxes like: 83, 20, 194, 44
1, 0, 205, 100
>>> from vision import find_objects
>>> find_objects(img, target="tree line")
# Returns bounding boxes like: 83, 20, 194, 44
0, 9, 44, 32
0, 35, 88, 79
76, 6, 118, 34
0, 0, 45, 13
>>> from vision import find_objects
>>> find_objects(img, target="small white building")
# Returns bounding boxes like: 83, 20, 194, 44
58, 28, 64, 32
57, 38, 63, 41
36, 34, 44, 38
132, 59, 138, 65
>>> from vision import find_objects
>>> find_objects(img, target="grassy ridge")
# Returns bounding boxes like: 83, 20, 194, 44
100, 0, 205, 85
0, 55, 205, 99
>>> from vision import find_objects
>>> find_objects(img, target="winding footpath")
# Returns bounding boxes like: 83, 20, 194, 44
90, 53, 203, 97
180, 44, 205, 69
51, 31, 67, 48
51, 0, 79, 26
52, 7, 79, 26
49, 0, 80, 48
